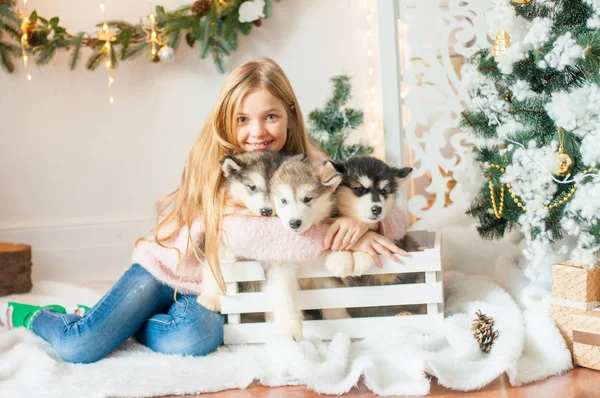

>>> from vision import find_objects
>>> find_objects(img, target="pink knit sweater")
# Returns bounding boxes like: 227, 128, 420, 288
131, 206, 409, 295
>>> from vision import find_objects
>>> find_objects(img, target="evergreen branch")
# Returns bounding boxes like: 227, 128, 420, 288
124, 41, 150, 60
580, 30, 600, 76
69, 32, 85, 70
167, 29, 181, 50
118, 28, 133, 60
459, 110, 497, 138
344, 108, 364, 129
86, 49, 106, 70
0, 41, 15, 73
554, 0, 592, 28
2, 22, 20, 41
34, 43, 57, 65
329, 75, 351, 108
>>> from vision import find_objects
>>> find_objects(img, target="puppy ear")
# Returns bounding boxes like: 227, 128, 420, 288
323, 160, 346, 175
319, 163, 343, 189
220, 156, 242, 178
395, 167, 413, 180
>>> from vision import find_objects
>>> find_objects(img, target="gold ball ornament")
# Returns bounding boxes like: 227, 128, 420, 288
512, 0, 533, 3
493, 30, 511, 57
557, 151, 574, 176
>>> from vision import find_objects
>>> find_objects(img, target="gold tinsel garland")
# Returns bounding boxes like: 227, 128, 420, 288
486, 164, 598, 218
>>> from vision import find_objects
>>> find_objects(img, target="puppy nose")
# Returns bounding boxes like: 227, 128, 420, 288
371, 205, 382, 216
260, 208, 273, 217
289, 219, 302, 229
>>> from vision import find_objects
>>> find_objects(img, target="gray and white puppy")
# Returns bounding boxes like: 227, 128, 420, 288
324, 156, 425, 317
220, 150, 287, 216
325, 156, 413, 278
197, 150, 286, 313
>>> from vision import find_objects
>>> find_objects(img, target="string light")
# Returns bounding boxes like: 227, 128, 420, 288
142, 6, 166, 59
100, 0, 115, 103
365, 1, 383, 156
17, 1, 32, 81
365, 2, 382, 155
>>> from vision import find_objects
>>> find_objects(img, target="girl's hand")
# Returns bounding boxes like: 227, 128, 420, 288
324, 216, 370, 252
350, 231, 408, 268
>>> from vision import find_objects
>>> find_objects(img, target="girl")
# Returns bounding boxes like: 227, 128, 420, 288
0, 58, 408, 364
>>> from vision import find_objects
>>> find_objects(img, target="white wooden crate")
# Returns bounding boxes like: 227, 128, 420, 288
220, 230, 443, 344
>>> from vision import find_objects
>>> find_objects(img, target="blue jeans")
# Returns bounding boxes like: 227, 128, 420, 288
31, 263, 225, 364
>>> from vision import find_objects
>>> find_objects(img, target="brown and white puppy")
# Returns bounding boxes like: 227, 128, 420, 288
266, 154, 351, 340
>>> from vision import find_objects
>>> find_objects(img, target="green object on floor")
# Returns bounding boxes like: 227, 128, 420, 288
7, 302, 66, 330
75, 304, 92, 316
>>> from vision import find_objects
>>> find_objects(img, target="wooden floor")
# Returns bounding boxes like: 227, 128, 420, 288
163, 367, 598, 397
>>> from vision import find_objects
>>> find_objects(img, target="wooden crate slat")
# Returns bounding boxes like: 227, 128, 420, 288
223, 314, 444, 344
220, 282, 443, 314
222, 257, 440, 283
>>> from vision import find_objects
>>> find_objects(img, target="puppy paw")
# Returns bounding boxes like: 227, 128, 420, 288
275, 318, 304, 341
197, 295, 222, 313
325, 251, 354, 278
352, 252, 376, 276
396, 311, 413, 316
321, 308, 351, 320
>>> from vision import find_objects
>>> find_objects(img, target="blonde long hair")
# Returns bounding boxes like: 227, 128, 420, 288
140, 58, 314, 294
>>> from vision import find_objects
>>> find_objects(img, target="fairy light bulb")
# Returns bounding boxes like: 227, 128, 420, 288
17, 2, 32, 81
365, 4, 381, 153
100, 0, 114, 104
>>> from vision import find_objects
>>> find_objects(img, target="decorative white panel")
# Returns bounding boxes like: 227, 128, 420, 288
380, 0, 494, 228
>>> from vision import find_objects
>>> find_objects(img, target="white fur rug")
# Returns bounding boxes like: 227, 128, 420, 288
0, 225, 573, 398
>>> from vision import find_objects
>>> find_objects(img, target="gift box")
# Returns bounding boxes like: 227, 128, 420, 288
551, 262, 600, 352
572, 311, 600, 371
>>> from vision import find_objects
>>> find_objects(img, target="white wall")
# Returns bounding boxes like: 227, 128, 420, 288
0, 0, 382, 283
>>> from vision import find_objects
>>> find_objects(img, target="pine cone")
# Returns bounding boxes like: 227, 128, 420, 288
191, 0, 211, 16
253, 19, 262, 27
472, 310, 499, 353
26, 30, 41, 47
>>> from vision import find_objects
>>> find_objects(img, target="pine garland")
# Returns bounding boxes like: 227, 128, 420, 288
0, 0, 279, 74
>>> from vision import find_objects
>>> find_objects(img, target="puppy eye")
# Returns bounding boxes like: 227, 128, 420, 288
379, 189, 386, 195
247, 185, 257, 192
353, 187, 368, 195
303, 197, 312, 204
281, 198, 287, 204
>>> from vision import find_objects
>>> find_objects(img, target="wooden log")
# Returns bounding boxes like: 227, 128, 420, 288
0, 243, 33, 296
